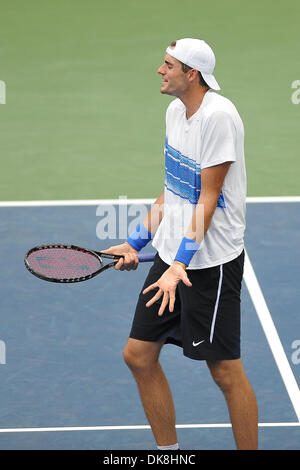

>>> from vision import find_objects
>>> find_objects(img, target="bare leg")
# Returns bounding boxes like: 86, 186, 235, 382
207, 358, 258, 450
123, 338, 178, 446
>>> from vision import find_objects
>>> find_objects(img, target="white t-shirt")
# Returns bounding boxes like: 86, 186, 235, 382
152, 90, 247, 269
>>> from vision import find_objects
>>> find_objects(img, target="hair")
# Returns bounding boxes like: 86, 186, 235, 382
170, 41, 209, 88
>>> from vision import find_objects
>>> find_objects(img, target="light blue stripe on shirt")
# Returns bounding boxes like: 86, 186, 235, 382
165, 138, 226, 208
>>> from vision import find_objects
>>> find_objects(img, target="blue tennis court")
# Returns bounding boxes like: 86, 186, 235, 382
0, 199, 299, 450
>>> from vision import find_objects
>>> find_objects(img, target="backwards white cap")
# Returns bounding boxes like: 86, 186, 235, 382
166, 38, 220, 91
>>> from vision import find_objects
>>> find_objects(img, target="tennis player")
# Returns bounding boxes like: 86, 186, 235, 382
104, 38, 258, 450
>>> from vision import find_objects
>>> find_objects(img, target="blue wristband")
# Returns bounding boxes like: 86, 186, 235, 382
174, 237, 200, 266
126, 222, 153, 251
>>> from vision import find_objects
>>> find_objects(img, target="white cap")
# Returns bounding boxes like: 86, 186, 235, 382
166, 38, 220, 91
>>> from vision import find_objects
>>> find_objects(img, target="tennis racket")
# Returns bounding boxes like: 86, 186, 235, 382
24, 244, 156, 283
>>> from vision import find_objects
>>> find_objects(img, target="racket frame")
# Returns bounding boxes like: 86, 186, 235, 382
24, 244, 123, 283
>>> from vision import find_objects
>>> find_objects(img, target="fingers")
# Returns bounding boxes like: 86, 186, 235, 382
144, 285, 162, 307
158, 292, 169, 316
124, 252, 139, 271
114, 252, 139, 271
142, 265, 191, 316
143, 285, 176, 316
143, 282, 158, 295
114, 258, 125, 270
182, 273, 192, 287
145, 291, 175, 316
168, 291, 176, 313
101, 243, 139, 271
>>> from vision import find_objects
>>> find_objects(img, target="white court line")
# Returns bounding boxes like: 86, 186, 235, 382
0, 422, 299, 433
0, 199, 156, 207
244, 249, 300, 422
245, 196, 300, 203
0, 196, 300, 207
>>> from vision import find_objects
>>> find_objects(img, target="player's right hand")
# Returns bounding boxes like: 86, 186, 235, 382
101, 242, 139, 271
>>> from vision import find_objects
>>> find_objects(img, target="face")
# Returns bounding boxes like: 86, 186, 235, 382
157, 53, 190, 97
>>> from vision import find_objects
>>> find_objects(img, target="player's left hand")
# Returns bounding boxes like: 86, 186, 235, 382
143, 262, 192, 316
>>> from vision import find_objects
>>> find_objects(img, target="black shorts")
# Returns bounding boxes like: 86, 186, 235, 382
129, 251, 244, 361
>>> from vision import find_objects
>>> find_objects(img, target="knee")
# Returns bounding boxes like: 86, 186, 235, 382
123, 342, 157, 373
207, 361, 237, 394
123, 344, 139, 370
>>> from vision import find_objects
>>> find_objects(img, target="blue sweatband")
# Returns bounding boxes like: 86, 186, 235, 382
126, 222, 153, 251
174, 237, 200, 266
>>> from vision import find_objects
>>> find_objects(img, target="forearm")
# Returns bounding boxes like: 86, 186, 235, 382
126, 191, 164, 252
184, 191, 219, 244
184, 163, 231, 244
173, 193, 218, 269
174, 162, 231, 267
143, 191, 164, 236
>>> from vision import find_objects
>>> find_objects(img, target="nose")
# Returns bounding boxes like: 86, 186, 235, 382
157, 64, 165, 75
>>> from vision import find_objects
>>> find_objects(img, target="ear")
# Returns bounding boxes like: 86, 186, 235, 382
188, 69, 199, 83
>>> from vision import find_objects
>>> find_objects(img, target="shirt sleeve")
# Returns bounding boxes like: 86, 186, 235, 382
200, 111, 237, 169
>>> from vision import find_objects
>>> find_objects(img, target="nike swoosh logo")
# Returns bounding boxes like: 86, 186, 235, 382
192, 340, 205, 347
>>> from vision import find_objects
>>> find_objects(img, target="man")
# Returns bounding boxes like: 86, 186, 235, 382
104, 38, 258, 450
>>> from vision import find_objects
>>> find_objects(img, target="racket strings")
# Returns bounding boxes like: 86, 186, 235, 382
28, 248, 102, 279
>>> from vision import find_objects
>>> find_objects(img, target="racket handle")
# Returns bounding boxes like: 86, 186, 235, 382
138, 252, 156, 263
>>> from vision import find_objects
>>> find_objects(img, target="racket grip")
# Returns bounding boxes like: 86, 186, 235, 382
138, 252, 156, 263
